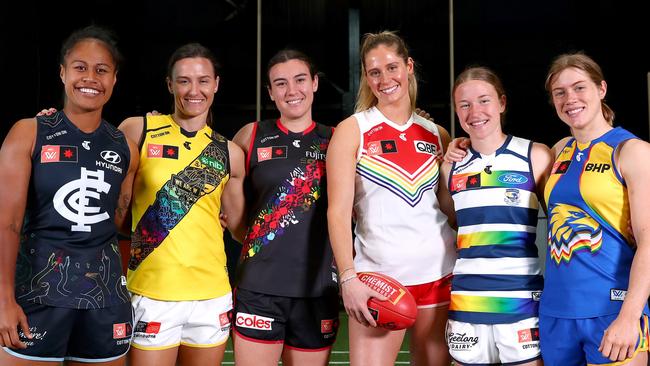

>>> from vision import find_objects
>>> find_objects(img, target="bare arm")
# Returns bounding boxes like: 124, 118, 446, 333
550, 136, 572, 159
114, 138, 139, 236
530, 142, 554, 214
0, 119, 36, 348
598, 139, 650, 362
233, 122, 255, 156
118, 116, 145, 148
435, 125, 456, 228
326, 117, 385, 327
222, 141, 247, 243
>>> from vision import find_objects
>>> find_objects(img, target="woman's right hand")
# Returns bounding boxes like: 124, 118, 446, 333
0, 298, 31, 349
443, 137, 471, 163
340, 277, 387, 327
36, 107, 57, 117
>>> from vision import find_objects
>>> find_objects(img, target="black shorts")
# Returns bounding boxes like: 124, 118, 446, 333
233, 288, 339, 350
3, 301, 133, 362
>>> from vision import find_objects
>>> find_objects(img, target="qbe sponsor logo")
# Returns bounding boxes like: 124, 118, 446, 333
414, 140, 437, 155
235, 312, 274, 331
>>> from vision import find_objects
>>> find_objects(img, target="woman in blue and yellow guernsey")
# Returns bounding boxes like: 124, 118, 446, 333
118, 43, 246, 366
541, 53, 650, 365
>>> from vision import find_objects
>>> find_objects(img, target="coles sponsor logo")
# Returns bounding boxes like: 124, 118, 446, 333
414, 140, 437, 155
497, 173, 528, 185
235, 312, 273, 331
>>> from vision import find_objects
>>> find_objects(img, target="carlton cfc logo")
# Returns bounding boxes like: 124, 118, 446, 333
53, 167, 111, 232
235, 312, 273, 331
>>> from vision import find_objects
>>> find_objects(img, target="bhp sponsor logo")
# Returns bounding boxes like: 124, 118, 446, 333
235, 312, 273, 331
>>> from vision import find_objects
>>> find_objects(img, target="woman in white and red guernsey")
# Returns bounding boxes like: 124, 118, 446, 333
327, 31, 456, 366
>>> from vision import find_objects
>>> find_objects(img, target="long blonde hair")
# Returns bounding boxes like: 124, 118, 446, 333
355, 31, 417, 112
545, 53, 614, 125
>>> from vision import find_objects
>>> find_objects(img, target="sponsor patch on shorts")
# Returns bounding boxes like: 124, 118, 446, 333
517, 328, 540, 343
610, 288, 627, 301
235, 312, 274, 331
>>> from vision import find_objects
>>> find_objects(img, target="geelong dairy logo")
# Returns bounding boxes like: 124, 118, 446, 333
447, 332, 479, 351
236, 312, 273, 330
498, 173, 528, 185
414, 140, 437, 155
53, 168, 111, 232
101, 150, 121, 164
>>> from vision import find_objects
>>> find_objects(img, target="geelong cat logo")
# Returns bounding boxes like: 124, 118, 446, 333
548, 203, 602, 264
53, 168, 111, 232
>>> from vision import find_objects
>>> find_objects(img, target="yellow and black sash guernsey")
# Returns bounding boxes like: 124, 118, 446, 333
127, 115, 231, 301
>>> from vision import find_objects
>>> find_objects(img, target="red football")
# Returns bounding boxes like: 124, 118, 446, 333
357, 272, 417, 330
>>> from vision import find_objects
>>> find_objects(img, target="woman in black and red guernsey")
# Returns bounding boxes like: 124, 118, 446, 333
231, 49, 338, 366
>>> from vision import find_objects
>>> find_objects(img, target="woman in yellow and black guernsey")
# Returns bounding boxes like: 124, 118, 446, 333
118, 43, 246, 366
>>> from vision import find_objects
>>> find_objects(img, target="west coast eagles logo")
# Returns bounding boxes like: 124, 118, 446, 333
548, 203, 602, 264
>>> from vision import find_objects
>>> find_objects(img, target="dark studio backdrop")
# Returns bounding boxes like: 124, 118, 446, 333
2, 0, 649, 275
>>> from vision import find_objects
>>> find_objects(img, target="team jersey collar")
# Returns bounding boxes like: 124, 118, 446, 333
275, 118, 316, 136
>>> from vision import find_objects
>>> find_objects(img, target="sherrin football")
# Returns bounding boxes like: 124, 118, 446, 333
357, 272, 417, 330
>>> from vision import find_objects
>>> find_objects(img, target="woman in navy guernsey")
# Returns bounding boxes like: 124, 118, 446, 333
231, 49, 338, 366
0, 25, 138, 365
540, 53, 650, 365
327, 31, 457, 366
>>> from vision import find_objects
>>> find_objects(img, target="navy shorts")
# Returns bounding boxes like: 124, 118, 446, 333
233, 288, 339, 350
3, 301, 133, 363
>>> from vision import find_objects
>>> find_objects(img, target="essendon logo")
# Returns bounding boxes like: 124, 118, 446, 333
552, 160, 571, 174
517, 328, 540, 343
235, 312, 273, 331
134, 321, 161, 334
41, 145, 77, 163
147, 144, 179, 159
381, 140, 398, 154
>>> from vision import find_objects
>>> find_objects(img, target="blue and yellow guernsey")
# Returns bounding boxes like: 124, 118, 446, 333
448, 136, 543, 324
127, 115, 231, 301
543, 127, 649, 318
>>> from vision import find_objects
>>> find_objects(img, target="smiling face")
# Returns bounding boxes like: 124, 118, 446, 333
454, 79, 505, 140
60, 39, 117, 113
167, 57, 219, 119
363, 44, 413, 107
267, 58, 317, 122
550, 67, 607, 131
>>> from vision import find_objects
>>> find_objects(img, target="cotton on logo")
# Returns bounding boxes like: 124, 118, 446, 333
257, 147, 272, 162
53, 168, 111, 232
148, 144, 162, 158
235, 312, 273, 331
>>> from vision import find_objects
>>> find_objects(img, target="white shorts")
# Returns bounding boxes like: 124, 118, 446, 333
446, 317, 541, 365
130, 293, 232, 350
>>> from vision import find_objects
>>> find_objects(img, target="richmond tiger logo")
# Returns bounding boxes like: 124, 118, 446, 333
548, 203, 602, 264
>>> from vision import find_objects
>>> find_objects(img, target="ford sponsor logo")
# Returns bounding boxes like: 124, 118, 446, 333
498, 173, 528, 185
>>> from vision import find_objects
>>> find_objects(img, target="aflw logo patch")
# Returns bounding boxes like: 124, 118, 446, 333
147, 144, 179, 159
41, 145, 78, 163
610, 289, 627, 301
257, 146, 288, 162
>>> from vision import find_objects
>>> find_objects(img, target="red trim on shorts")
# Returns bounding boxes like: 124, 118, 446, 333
245, 122, 258, 174
233, 328, 284, 345
283, 344, 333, 352
406, 274, 452, 307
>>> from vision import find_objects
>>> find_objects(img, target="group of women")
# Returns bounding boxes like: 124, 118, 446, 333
0, 23, 648, 366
